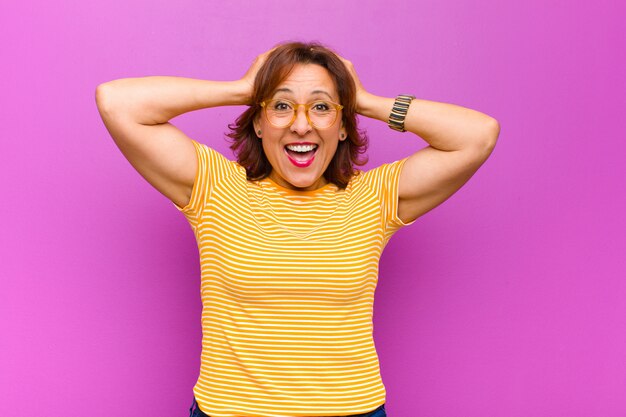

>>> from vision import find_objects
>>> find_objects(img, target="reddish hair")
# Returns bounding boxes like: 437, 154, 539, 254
227, 41, 368, 189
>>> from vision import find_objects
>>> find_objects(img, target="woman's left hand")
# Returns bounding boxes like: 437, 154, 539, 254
337, 56, 371, 115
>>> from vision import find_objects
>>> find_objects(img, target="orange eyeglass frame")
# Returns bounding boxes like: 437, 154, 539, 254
260, 99, 344, 129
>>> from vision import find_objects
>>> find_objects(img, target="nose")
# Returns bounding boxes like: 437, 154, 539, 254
290, 105, 312, 135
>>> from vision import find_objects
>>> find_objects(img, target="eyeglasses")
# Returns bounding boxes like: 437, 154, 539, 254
260, 98, 344, 129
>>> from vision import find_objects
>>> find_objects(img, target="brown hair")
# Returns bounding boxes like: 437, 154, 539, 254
227, 41, 368, 189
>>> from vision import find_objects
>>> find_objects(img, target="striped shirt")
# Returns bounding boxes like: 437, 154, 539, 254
174, 139, 415, 417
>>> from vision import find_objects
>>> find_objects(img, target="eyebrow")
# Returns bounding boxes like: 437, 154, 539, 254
273, 88, 334, 100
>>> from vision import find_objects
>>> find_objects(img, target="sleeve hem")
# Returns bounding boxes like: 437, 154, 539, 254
387, 157, 418, 229
172, 139, 203, 214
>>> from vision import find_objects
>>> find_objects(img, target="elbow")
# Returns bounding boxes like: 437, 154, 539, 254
95, 83, 110, 111
471, 118, 500, 158
95, 82, 119, 118
481, 117, 500, 152
490, 117, 501, 139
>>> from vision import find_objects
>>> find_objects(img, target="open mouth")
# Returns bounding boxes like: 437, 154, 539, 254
284, 144, 318, 167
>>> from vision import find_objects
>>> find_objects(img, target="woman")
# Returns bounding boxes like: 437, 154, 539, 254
96, 42, 499, 417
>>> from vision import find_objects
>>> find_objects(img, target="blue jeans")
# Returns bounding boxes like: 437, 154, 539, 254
189, 397, 387, 417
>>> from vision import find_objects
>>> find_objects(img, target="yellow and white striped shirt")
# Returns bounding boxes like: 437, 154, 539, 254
174, 139, 415, 417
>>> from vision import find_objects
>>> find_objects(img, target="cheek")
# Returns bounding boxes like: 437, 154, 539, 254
260, 131, 284, 159
259, 138, 272, 157
324, 132, 341, 150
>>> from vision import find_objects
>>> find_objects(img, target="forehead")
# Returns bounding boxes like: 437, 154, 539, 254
273, 63, 338, 100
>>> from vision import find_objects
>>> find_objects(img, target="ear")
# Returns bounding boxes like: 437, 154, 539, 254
339, 121, 347, 141
253, 116, 262, 138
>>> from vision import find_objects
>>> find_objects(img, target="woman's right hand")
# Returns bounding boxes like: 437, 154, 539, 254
238, 47, 276, 105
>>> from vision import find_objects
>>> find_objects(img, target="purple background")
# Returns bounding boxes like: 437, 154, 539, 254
2, 1, 625, 416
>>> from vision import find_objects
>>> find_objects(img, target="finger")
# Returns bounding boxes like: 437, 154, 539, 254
258, 46, 278, 61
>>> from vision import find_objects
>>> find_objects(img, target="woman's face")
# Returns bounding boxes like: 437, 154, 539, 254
254, 63, 347, 191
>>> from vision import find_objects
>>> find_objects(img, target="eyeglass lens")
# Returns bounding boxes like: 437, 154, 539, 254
265, 99, 339, 128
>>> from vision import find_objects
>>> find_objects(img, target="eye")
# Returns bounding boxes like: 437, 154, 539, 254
272, 100, 293, 111
311, 101, 331, 112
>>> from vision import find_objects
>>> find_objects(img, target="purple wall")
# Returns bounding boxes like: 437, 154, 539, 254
2, 1, 625, 416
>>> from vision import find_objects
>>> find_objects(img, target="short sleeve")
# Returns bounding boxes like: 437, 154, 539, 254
362, 157, 417, 240
172, 140, 231, 227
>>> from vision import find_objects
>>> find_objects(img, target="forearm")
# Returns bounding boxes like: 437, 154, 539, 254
95, 76, 250, 125
358, 92, 499, 151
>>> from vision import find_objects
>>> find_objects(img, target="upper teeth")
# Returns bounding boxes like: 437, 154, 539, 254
286, 144, 317, 152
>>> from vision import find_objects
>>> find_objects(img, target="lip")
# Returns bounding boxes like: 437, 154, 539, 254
284, 146, 317, 168
285, 141, 318, 146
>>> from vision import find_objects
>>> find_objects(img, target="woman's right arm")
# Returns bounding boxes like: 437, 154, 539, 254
95, 77, 250, 208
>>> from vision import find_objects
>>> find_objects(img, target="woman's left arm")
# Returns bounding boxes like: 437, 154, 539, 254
342, 59, 500, 224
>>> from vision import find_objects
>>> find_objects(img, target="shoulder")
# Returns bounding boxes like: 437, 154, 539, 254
193, 140, 246, 178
